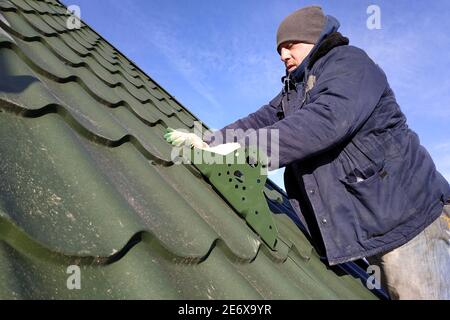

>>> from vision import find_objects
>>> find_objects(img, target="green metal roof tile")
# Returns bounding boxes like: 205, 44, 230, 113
16, 0, 52, 14
43, 34, 143, 89
4, 31, 161, 111
0, 233, 259, 299
1, 52, 182, 161
70, 28, 100, 48
167, 97, 184, 113
174, 109, 196, 128
58, 32, 88, 55
38, 0, 62, 6
37, 0, 66, 14
0, 114, 168, 253
142, 77, 157, 89
153, 97, 177, 114
0, 0, 17, 11
119, 69, 146, 88
46, 13, 71, 28
116, 55, 137, 73
0, 0, 379, 299
8, 0, 34, 12
0, 112, 268, 262
22, 11, 57, 35
35, 11, 64, 31
1, 37, 193, 132
88, 48, 139, 80
71, 28, 97, 44
0, 230, 375, 299
13, 37, 74, 79
46, 34, 83, 62
30, 0, 61, 15
0, 51, 60, 108
153, 86, 181, 108
1, 7, 41, 39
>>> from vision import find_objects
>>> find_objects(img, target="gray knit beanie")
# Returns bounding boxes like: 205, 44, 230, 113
276, 6, 326, 53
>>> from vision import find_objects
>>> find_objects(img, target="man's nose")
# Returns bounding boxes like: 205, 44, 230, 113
280, 48, 290, 62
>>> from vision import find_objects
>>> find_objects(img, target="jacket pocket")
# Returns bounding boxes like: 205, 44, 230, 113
339, 159, 411, 240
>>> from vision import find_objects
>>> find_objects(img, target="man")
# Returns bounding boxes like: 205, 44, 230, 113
165, 6, 450, 299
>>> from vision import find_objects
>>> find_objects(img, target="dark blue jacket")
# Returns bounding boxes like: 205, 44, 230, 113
206, 16, 450, 265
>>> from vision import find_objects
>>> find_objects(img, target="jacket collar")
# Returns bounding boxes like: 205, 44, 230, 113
307, 32, 349, 70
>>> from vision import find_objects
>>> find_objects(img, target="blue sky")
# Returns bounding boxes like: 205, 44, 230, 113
63, 0, 450, 190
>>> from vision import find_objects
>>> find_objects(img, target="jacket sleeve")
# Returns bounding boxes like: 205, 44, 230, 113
205, 92, 282, 147
239, 47, 388, 169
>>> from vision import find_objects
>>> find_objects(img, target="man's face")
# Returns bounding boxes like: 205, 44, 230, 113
279, 42, 315, 73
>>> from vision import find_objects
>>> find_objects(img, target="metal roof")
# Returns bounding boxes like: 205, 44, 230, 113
0, 0, 378, 299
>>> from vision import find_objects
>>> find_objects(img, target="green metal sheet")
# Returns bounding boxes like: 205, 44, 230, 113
187, 146, 279, 249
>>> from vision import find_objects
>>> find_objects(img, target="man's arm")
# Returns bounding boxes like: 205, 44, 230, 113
205, 92, 282, 147
239, 47, 388, 169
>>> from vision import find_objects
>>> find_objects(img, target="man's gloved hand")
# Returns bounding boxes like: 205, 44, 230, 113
164, 128, 209, 149
164, 128, 241, 155
203, 143, 241, 155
